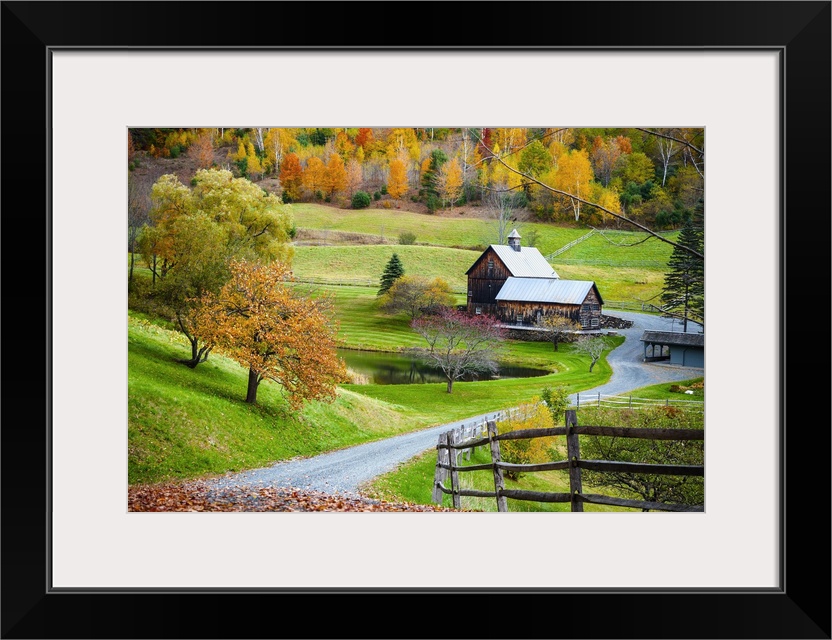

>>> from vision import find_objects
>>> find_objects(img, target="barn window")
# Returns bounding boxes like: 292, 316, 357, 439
487, 259, 494, 276
591, 317, 599, 328
475, 306, 482, 315
517, 313, 524, 325
468, 289, 472, 297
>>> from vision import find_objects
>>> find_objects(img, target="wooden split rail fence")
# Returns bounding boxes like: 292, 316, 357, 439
574, 392, 704, 411
433, 409, 704, 512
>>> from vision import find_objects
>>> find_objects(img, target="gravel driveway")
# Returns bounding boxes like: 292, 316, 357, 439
204, 311, 703, 498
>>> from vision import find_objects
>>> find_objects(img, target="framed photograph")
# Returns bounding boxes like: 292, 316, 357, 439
3, 1, 829, 638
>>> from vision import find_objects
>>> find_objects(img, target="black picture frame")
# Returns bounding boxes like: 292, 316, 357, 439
2, 2, 829, 638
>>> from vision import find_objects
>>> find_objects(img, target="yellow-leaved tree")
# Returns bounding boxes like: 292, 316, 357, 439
496, 398, 561, 480
138, 169, 294, 368
194, 259, 348, 406
439, 157, 463, 208
553, 148, 594, 221
387, 157, 409, 200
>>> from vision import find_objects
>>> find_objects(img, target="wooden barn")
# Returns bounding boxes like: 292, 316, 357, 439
465, 229, 603, 330
495, 277, 604, 329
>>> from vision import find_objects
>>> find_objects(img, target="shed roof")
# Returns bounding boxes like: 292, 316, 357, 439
466, 244, 559, 278
640, 331, 704, 347
495, 277, 600, 305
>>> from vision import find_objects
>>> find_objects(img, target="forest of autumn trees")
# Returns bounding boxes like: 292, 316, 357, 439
129, 126, 704, 232
129, 126, 705, 342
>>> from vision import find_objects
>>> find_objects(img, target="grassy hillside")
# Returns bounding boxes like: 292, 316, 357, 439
128, 308, 621, 485
291, 244, 479, 292
288, 203, 677, 304
129, 315, 420, 484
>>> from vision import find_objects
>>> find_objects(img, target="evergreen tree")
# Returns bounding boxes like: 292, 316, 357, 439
420, 149, 448, 212
661, 200, 704, 331
378, 253, 405, 296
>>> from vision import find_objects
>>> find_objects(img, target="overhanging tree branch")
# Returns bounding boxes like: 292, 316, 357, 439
470, 131, 703, 260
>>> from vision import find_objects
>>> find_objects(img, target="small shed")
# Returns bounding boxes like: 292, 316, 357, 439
640, 330, 704, 367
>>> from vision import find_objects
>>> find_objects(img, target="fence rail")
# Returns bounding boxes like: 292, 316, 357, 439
574, 392, 704, 411
433, 409, 704, 512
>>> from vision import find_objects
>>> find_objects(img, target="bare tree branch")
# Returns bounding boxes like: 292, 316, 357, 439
636, 128, 703, 155
469, 131, 704, 260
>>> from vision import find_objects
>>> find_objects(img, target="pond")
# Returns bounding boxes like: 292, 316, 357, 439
337, 348, 550, 385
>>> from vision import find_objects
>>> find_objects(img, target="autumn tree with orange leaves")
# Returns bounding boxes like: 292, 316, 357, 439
194, 259, 347, 406
278, 152, 303, 202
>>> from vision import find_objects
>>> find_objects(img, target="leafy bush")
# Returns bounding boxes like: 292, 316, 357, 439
541, 386, 570, 425
351, 191, 371, 209
373, 191, 382, 201
380, 184, 388, 195
496, 399, 559, 480
398, 231, 416, 245
169, 145, 181, 159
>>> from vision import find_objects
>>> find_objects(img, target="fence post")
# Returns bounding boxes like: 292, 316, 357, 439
565, 410, 584, 512
448, 430, 461, 509
597, 392, 601, 407
432, 432, 448, 504
487, 420, 508, 512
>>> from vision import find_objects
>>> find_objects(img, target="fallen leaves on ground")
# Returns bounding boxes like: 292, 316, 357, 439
128, 481, 460, 512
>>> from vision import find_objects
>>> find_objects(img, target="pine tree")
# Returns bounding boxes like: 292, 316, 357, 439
661, 201, 704, 331
378, 253, 405, 296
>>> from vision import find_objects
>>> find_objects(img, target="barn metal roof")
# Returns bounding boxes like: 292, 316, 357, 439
640, 331, 704, 347
487, 245, 560, 278
495, 277, 599, 305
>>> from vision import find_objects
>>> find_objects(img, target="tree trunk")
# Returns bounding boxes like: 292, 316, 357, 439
552, 338, 558, 352
446, 377, 454, 394
129, 249, 135, 288
245, 368, 260, 404
177, 341, 211, 369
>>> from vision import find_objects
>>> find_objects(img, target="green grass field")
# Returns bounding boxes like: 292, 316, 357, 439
128, 305, 621, 485
287, 204, 676, 303
128, 315, 422, 484
291, 244, 479, 292
128, 201, 688, 502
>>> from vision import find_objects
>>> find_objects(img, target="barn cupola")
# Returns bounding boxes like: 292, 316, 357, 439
508, 228, 521, 252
